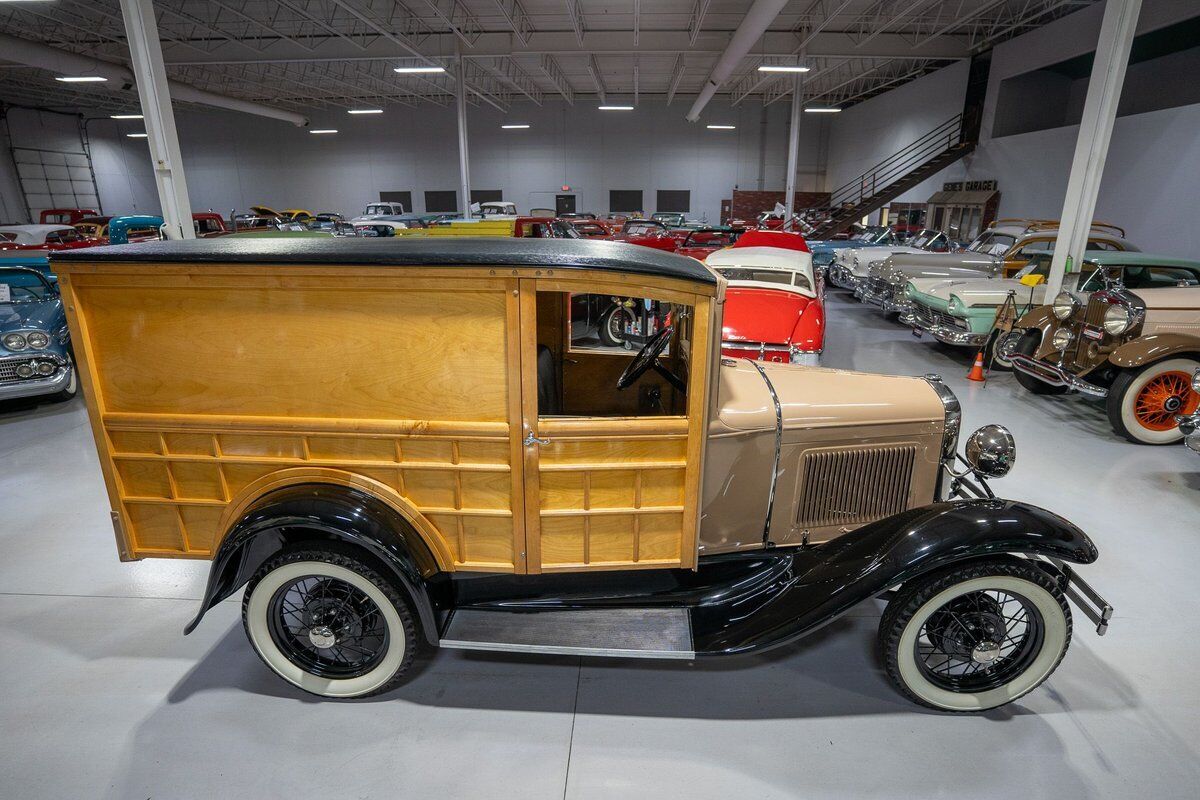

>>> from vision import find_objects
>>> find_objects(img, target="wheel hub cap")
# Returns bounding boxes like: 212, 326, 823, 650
308, 625, 337, 649
971, 640, 1001, 664
1164, 395, 1182, 413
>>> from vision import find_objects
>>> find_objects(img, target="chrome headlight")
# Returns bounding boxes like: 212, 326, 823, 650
1052, 291, 1078, 321
1051, 327, 1074, 351
948, 296, 964, 314
965, 424, 1016, 478
1103, 303, 1133, 335
25, 331, 50, 349
1192, 370, 1200, 394
2, 332, 27, 351
904, 282, 917, 298
15, 363, 35, 378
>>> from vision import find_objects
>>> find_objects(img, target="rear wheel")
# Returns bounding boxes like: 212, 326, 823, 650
1012, 329, 1067, 395
598, 305, 632, 348
879, 559, 1071, 712
1107, 358, 1200, 444
242, 548, 417, 698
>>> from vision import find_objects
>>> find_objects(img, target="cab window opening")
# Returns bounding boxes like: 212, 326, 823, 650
534, 290, 691, 418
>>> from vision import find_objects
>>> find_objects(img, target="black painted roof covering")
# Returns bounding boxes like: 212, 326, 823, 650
51, 236, 717, 285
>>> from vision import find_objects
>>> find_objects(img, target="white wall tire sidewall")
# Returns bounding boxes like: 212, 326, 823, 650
1119, 358, 1200, 444
896, 576, 1068, 712
246, 561, 407, 698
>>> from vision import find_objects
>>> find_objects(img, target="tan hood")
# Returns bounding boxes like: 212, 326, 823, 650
714, 359, 945, 436
1133, 288, 1200, 335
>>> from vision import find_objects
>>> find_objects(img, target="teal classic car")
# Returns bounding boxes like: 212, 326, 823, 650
902, 252, 1200, 364
0, 255, 76, 404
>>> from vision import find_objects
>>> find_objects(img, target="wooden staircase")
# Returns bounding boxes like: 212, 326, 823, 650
809, 113, 977, 240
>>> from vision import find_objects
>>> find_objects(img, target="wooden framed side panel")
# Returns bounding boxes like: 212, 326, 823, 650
58, 263, 528, 572
518, 276, 715, 573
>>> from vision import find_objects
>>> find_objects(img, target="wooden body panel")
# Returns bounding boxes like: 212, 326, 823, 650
57, 261, 717, 575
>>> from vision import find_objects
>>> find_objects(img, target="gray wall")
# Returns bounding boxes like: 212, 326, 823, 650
823, 0, 1200, 255
0, 96, 828, 224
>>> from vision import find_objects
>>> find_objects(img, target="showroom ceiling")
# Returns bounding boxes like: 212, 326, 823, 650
0, 0, 1099, 117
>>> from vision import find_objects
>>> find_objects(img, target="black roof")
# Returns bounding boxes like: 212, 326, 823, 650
50, 236, 716, 285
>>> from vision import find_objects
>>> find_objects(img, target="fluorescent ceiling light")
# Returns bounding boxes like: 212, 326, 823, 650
309, 129, 338, 134
805, 107, 842, 113
501, 124, 530, 129
598, 105, 634, 111
758, 65, 810, 73
126, 133, 148, 138
394, 66, 445, 74
56, 76, 107, 83
347, 108, 382, 115
110, 114, 143, 119
707, 124, 736, 130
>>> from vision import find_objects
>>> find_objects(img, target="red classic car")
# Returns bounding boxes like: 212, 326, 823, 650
673, 227, 740, 260
38, 208, 99, 225
566, 219, 614, 239
0, 224, 98, 252
706, 230, 824, 366
610, 219, 677, 252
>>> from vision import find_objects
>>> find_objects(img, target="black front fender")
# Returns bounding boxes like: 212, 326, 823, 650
183, 485, 442, 645
693, 498, 1098, 655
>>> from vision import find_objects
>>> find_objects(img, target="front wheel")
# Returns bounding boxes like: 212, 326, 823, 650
1106, 358, 1200, 444
242, 548, 418, 698
879, 559, 1071, 712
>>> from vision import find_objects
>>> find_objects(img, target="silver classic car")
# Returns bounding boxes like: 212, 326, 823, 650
826, 228, 955, 293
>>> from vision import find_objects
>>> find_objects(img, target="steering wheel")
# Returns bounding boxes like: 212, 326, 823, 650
617, 326, 685, 392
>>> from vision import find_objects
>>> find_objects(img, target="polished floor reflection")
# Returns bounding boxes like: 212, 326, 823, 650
1, 290, 1198, 799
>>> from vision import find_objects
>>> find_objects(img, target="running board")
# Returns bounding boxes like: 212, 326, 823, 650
439, 608, 696, 659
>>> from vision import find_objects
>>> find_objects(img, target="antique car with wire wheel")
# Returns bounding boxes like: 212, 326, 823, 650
1008, 259, 1200, 444
905, 252, 1200, 368
0, 258, 76, 405
705, 230, 823, 366
52, 237, 1111, 710
1177, 370, 1200, 453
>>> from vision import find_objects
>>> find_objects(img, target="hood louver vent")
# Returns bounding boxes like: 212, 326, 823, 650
796, 445, 917, 529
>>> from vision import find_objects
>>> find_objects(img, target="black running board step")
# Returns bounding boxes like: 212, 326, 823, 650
439, 607, 695, 659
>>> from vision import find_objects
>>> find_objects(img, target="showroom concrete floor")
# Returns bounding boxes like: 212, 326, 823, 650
2, 290, 1199, 799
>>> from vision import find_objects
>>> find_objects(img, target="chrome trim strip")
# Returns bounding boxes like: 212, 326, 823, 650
747, 359, 784, 547
438, 639, 697, 659
1009, 354, 1108, 397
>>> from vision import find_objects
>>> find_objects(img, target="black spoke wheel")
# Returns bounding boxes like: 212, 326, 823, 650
917, 589, 1044, 693
266, 574, 390, 679
243, 548, 418, 698
879, 559, 1071, 712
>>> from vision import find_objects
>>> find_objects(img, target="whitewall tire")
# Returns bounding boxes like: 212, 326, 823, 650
242, 550, 417, 698
1107, 358, 1200, 445
880, 560, 1071, 712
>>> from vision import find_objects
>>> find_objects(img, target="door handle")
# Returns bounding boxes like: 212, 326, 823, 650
523, 432, 550, 447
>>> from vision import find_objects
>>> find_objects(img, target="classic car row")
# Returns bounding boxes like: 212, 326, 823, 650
51, 235, 1111, 712
825, 217, 1200, 447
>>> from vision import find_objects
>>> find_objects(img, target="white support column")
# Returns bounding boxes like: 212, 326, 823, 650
1044, 0, 1142, 297
783, 75, 803, 225
119, 0, 194, 239
455, 48, 473, 220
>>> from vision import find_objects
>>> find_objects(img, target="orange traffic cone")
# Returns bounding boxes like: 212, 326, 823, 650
967, 350, 987, 383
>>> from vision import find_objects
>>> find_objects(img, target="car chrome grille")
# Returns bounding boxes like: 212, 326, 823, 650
911, 300, 966, 331
864, 277, 889, 296
796, 445, 917, 529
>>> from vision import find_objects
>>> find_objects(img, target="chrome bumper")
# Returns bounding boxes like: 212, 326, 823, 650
1009, 354, 1108, 397
858, 284, 912, 314
1178, 412, 1200, 453
901, 310, 987, 347
0, 363, 73, 401
826, 265, 860, 291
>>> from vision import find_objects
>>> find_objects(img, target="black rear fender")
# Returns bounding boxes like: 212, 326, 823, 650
183, 484, 442, 645
694, 498, 1098, 655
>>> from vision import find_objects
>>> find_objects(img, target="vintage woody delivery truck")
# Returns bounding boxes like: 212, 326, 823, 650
51, 237, 1110, 710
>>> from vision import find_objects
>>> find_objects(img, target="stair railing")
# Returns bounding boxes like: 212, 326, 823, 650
818, 113, 967, 218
